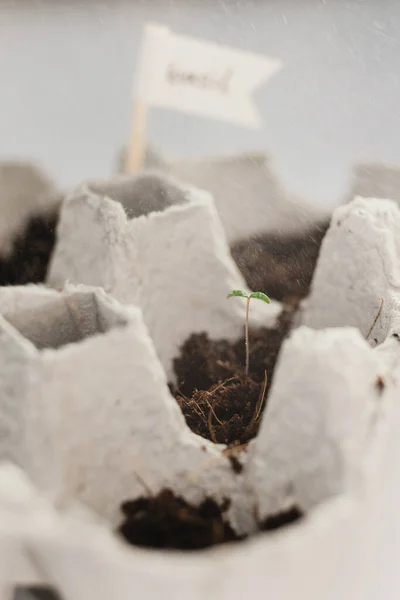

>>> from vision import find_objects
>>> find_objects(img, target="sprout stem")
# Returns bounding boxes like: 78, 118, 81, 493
227, 289, 270, 379
245, 296, 251, 378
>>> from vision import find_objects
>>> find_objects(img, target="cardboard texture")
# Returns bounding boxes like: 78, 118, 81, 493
1, 188, 400, 598
47, 173, 279, 378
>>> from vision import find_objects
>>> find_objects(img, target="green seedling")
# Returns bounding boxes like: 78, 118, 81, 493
227, 290, 271, 378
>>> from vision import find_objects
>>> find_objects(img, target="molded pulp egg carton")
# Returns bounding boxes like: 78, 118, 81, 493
117, 148, 331, 242
0, 172, 400, 599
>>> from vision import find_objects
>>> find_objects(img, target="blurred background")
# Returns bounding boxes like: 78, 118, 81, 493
2, 0, 400, 207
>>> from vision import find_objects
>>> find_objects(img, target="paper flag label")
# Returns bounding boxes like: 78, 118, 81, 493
135, 23, 282, 129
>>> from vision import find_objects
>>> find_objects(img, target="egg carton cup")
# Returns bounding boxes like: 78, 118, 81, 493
1, 191, 400, 598
47, 173, 280, 379
47, 180, 400, 515
300, 196, 400, 341
3, 375, 400, 600
0, 284, 248, 520
346, 162, 400, 205
161, 153, 331, 242
0, 322, 398, 599
117, 147, 331, 242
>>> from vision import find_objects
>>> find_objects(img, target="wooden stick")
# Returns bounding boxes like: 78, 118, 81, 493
125, 99, 149, 174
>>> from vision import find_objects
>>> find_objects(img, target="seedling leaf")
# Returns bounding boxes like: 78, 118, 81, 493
249, 291, 271, 304
227, 289, 248, 299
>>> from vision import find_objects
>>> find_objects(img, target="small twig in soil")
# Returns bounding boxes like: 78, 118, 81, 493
207, 408, 218, 443
190, 397, 208, 421
242, 371, 268, 440
204, 376, 243, 438
222, 443, 248, 456
227, 289, 271, 378
254, 371, 268, 422
175, 385, 208, 421
366, 297, 384, 341
216, 360, 232, 370
206, 376, 240, 396
204, 396, 224, 427
175, 386, 189, 401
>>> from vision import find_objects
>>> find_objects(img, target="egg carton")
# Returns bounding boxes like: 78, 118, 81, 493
117, 148, 330, 242
47, 173, 279, 378
0, 175, 399, 598
346, 162, 400, 205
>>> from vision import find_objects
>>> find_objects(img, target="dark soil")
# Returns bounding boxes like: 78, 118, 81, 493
172, 300, 297, 445
0, 210, 59, 286
119, 290, 301, 552
118, 489, 303, 551
261, 506, 303, 531
119, 489, 242, 550
14, 588, 62, 600
231, 222, 329, 302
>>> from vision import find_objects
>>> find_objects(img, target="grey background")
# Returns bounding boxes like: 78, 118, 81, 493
1, 0, 400, 206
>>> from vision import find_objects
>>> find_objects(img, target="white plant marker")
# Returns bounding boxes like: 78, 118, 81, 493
47, 173, 279, 378
126, 23, 282, 172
